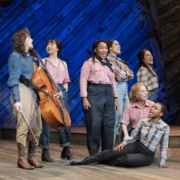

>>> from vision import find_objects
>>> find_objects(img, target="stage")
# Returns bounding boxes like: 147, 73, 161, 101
0, 126, 180, 180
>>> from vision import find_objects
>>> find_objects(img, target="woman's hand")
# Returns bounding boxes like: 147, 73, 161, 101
114, 98, 118, 111
82, 97, 91, 110
160, 164, 173, 168
113, 143, 125, 151
54, 91, 62, 98
14, 102, 22, 111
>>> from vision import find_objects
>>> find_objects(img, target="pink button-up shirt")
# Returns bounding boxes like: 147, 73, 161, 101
80, 57, 118, 97
41, 58, 70, 84
121, 100, 154, 128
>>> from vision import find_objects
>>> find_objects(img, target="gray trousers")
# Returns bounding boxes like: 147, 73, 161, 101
84, 83, 115, 155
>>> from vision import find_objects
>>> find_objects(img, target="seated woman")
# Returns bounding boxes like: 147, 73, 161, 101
70, 102, 172, 168
121, 82, 154, 141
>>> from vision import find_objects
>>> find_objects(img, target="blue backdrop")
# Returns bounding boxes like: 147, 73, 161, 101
0, 0, 170, 128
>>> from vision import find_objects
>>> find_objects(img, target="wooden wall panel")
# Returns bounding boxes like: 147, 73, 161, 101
153, 0, 180, 124
0, 0, 178, 128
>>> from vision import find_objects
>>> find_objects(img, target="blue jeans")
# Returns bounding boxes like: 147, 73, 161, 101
148, 89, 158, 102
114, 82, 129, 144
39, 84, 71, 149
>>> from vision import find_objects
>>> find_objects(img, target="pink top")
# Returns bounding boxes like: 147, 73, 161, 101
80, 57, 118, 97
41, 58, 70, 84
121, 100, 154, 128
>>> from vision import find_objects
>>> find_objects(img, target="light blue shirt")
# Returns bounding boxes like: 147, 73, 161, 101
7, 52, 34, 103
124, 118, 170, 164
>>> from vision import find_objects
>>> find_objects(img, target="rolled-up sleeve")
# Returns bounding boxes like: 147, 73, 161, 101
111, 76, 118, 98
159, 126, 170, 164
63, 62, 70, 83
80, 61, 91, 97
121, 104, 131, 126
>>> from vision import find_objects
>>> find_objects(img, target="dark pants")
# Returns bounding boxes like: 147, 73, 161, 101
120, 126, 134, 142
39, 84, 71, 149
84, 83, 115, 155
96, 141, 155, 167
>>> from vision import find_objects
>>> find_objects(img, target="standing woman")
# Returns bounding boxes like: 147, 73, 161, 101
80, 40, 118, 155
107, 40, 134, 144
121, 82, 154, 140
7, 28, 43, 170
137, 49, 158, 102
39, 39, 72, 162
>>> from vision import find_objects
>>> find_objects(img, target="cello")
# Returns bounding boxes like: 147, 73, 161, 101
29, 48, 71, 130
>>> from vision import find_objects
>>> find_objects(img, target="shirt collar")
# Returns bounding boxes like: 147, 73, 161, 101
131, 100, 152, 108
147, 118, 163, 126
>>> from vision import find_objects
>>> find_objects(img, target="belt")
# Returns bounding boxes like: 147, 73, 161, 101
19, 75, 32, 87
88, 82, 111, 86
19, 74, 39, 91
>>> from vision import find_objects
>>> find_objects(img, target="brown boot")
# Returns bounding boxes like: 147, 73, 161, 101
28, 141, 44, 168
17, 143, 34, 170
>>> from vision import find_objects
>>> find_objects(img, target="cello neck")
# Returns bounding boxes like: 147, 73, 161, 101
29, 48, 58, 89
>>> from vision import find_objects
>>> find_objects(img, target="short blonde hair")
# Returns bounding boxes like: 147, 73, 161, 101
129, 82, 149, 102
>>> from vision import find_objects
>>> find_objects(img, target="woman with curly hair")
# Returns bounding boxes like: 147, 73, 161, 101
7, 28, 43, 170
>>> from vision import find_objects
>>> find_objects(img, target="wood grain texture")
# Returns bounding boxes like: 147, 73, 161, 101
0, 139, 180, 180
0, 0, 179, 128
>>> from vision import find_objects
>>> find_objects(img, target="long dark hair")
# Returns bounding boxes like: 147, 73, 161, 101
107, 39, 128, 65
12, 28, 30, 57
138, 48, 156, 76
107, 39, 115, 48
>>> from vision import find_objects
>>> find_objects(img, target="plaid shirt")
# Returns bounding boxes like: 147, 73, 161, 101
124, 118, 170, 164
137, 66, 158, 91
107, 54, 134, 82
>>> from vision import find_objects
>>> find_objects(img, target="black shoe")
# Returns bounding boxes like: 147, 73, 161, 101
42, 149, 54, 162
61, 146, 72, 160
70, 155, 97, 165
70, 159, 84, 165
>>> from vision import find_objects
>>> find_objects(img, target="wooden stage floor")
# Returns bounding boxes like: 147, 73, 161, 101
0, 139, 180, 180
